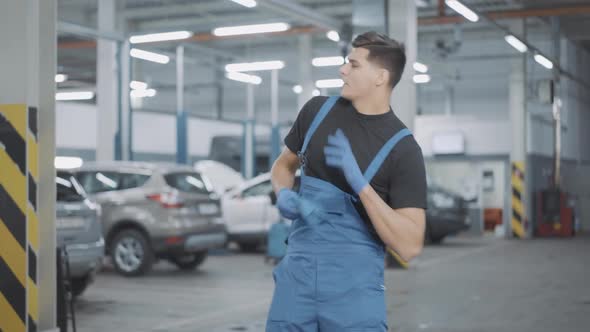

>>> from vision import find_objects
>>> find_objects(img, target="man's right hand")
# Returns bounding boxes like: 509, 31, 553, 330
277, 188, 300, 220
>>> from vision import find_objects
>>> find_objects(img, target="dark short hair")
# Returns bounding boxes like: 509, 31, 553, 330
351, 31, 406, 89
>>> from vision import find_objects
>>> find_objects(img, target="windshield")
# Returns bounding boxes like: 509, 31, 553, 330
164, 172, 213, 194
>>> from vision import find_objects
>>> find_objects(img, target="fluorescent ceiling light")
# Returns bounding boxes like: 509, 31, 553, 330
312, 89, 321, 97
56, 91, 95, 101
326, 30, 340, 42
534, 54, 553, 69
315, 79, 344, 89
129, 31, 192, 44
293, 85, 302, 94
225, 71, 262, 85
312, 56, 345, 67
445, 0, 479, 22
230, 0, 257, 8
130, 89, 157, 98
130, 80, 148, 90
55, 156, 83, 169
413, 62, 428, 73
130, 48, 170, 64
413, 74, 431, 84
213, 22, 290, 37
55, 74, 68, 83
504, 35, 528, 53
225, 60, 284, 72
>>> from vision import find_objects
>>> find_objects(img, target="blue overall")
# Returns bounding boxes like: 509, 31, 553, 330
266, 96, 412, 332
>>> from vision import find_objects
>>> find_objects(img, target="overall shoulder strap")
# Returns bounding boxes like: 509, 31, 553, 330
363, 128, 413, 183
300, 96, 339, 154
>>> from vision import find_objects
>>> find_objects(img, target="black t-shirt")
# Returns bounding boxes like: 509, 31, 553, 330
284, 96, 427, 240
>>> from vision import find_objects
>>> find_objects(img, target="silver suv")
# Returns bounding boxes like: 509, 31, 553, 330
73, 162, 227, 276
56, 171, 104, 296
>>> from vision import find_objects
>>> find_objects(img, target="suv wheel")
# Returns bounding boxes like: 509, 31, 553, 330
110, 229, 153, 277
169, 251, 208, 270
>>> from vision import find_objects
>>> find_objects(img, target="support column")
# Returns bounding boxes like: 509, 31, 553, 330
243, 84, 255, 179
508, 19, 528, 239
444, 84, 454, 116
551, 17, 562, 189
386, 0, 417, 131
176, 45, 188, 164
270, 69, 281, 168
0, 1, 57, 331
120, 40, 131, 161
97, 0, 119, 161
298, 35, 314, 110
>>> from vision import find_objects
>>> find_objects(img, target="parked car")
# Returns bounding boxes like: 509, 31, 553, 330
425, 185, 470, 244
222, 173, 286, 252
56, 170, 104, 296
194, 160, 244, 196
223, 172, 470, 251
72, 162, 227, 276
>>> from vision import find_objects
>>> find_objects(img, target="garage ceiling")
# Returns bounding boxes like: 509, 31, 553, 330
56, 0, 590, 90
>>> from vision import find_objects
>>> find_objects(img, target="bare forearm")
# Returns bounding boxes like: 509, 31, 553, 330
270, 156, 298, 194
358, 186, 425, 261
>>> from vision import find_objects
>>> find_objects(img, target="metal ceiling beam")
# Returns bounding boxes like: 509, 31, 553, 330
122, 2, 225, 20
58, 25, 323, 49
182, 44, 238, 60
135, 5, 350, 32
58, 21, 125, 42
257, 0, 342, 31
419, 5, 590, 25
137, 12, 279, 31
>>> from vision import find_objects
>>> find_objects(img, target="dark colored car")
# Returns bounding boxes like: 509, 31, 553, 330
425, 185, 470, 244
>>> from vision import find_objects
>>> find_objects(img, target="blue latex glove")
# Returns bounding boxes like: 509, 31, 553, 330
324, 129, 368, 194
276, 188, 300, 220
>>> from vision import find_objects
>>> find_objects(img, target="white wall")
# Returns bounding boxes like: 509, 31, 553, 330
132, 112, 176, 154
480, 161, 507, 208
415, 114, 512, 157
426, 159, 506, 209
56, 102, 97, 149
56, 102, 284, 157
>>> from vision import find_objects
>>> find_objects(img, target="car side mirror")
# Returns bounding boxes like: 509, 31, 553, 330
269, 191, 277, 205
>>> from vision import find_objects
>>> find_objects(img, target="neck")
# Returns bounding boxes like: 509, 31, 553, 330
351, 90, 392, 116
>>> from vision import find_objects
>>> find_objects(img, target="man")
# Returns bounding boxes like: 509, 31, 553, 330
266, 31, 427, 332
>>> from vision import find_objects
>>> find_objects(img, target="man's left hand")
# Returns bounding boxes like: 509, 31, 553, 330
324, 129, 368, 194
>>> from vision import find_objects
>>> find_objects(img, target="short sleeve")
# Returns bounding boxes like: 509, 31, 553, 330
283, 96, 325, 154
388, 146, 427, 209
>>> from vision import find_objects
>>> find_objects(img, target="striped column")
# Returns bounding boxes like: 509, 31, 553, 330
0, 104, 28, 332
511, 161, 526, 239
27, 107, 39, 332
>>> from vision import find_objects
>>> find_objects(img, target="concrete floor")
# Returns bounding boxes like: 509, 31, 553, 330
73, 234, 590, 332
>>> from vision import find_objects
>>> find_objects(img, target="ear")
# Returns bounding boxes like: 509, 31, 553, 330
375, 68, 390, 87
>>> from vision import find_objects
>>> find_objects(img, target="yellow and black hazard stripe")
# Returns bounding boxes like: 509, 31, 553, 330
0, 104, 28, 332
511, 161, 526, 239
27, 106, 39, 332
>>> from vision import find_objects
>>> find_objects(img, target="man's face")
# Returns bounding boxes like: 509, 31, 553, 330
339, 47, 385, 100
